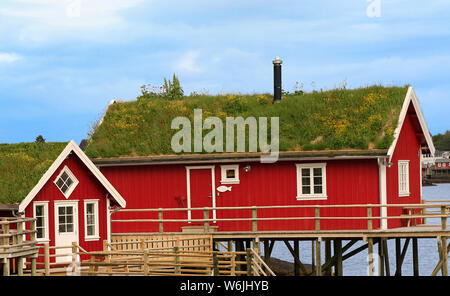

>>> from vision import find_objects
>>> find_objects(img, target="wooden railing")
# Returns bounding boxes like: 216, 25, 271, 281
111, 202, 450, 233
0, 217, 38, 276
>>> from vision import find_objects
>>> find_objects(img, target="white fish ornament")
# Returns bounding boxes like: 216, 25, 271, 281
217, 185, 232, 193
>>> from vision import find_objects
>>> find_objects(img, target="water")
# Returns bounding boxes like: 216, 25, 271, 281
269, 183, 450, 276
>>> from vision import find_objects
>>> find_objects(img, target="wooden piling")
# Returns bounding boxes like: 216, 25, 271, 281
368, 238, 374, 276
412, 238, 419, 276
315, 240, 322, 276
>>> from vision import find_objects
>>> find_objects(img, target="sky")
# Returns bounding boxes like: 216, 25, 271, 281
0, 0, 449, 144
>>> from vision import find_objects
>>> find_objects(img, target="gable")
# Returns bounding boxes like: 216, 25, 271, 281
387, 87, 435, 161
18, 141, 126, 212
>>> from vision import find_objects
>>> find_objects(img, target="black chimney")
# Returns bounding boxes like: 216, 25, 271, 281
273, 56, 282, 103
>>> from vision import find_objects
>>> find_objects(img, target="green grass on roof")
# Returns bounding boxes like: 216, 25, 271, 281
0, 142, 68, 204
85, 85, 409, 159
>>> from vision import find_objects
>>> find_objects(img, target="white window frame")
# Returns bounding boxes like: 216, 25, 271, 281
220, 165, 240, 184
53, 166, 79, 199
296, 163, 327, 200
33, 201, 49, 242
84, 199, 100, 241
398, 160, 410, 197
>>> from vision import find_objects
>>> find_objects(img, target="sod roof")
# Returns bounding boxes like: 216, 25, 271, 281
85, 85, 409, 160
0, 142, 68, 204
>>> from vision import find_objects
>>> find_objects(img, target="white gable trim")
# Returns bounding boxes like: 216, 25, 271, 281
19, 140, 126, 212
387, 86, 435, 162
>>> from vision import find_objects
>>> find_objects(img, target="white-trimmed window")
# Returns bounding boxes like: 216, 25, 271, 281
398, 160, 410, 197
54, 166, 79, 199
33, 201, 49, 241
220, 165, 240, 184
84, 200, 99, 240
296, 163, 327, 200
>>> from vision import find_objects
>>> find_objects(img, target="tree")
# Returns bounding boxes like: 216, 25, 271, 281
432, 130, 450, 151
35, 135, 45, 143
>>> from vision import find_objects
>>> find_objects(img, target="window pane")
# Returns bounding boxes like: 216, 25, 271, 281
302, 185, 310, 194
226, 169, 235, 179
66, 207, 73, 215
56, 178, 64, 189
67, 224, 73, 233
36, 216, 43, 228
66, 177, 73, 187
314, 185, 323, 194
61, 184, 69, 193
87, 214, 94, 225
87, 225, 94, 236
87, 204, 94, 214
58, 206, 65, 215
314, 176, 322, 185
59, 215, 66, 224
302, 176, 310, 185
66, 214, 73, 224
61, 172, 69, 182
313, 168, 322, 176
37, 228, 43, 239
59, 224, 66, 233
302, 168, 310, 177
36, 205, 43, 216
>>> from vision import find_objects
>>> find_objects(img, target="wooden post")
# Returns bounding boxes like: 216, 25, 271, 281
368, 238, 374, 276
315, 240, 322, 276
246, 248, 253, 276
367, 206, 373, 231
44, 243, 50, 276
395, 238, 401, 276
212, 252, 219, 276
378, 238, 384, 276
158, 209, 164, 233
383, 239, 390, 276
30, 219, 37, 276
231, 252, 236, 276
174, 246, 180, 274
143, 251, 149, 276
294, 240, 299, 276
203, 208, 210, 232
252, 207, 258, 232
311, 240, 315, 274
441, 206, 447, 231
3, 259, 10, 276
17, 220, 24, 276
412, 238, 419, 276
324, 240, 331, 276
315, 206, 320, 231
442, 236, 448, 276
334, 240, 343, 276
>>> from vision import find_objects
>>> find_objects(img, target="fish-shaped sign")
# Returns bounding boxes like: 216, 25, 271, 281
217, 185, 232, 193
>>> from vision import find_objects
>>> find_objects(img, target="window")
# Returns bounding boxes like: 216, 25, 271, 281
84, 200, 99, 240
220, 165, 240, 184
398, 160, 410, 197
58, 205, 74, 233
296, 163, 327, 200
54, 166, 79, 198
33, 202, 49, 241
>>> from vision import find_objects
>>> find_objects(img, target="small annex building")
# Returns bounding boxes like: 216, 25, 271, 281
0, 141, 125, 261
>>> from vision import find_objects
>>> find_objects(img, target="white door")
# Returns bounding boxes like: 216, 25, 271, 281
54, 201, 79, 263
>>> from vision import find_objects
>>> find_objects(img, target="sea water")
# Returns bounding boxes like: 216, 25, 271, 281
269, 183, 450, 276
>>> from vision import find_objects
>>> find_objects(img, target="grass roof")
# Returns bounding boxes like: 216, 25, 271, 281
0, 142, 68, 204
85, 85, 409, 159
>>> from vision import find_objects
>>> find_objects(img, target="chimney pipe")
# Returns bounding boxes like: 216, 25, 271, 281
273, 56, 282, 103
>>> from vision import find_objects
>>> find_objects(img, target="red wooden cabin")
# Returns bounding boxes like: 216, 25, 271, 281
92, 86, 435, 233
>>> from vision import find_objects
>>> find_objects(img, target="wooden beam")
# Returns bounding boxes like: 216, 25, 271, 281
334, 239, 343, 276
294, 240, 299, 276
315, 240, 322, 276
412, 238, 419, 276
383, 239, 390, 276
368, 238, 374, 276
395, 238, 410, 276
283, 240, 309, 275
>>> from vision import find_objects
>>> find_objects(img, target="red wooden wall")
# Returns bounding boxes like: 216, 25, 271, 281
102, 158, 381, 233
386, 104, 422, 228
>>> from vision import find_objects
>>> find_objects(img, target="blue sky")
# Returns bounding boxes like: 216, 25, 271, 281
0, 0, 449, 144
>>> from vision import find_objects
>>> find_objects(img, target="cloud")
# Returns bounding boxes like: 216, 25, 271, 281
0, 52, 22, 63
174, 50, 203, 74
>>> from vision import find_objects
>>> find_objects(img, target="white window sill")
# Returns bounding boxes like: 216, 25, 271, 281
220, 180, 240, 185
36, 239, 51, 244
85, 237, 100, 241
399, 192, 410, 197
296, 195, 327, 201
